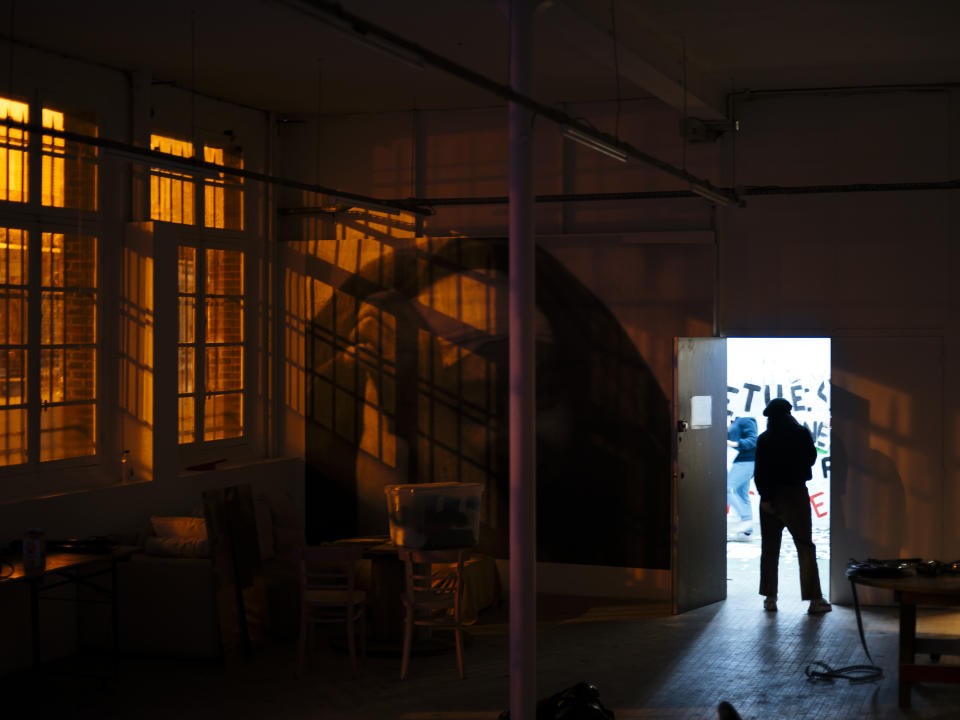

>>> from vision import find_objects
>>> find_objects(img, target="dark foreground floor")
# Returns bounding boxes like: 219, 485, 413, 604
16, 552, 960, 720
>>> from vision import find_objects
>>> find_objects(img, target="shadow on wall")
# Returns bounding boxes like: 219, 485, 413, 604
831, 385, 906, 568
305, 225, 670, 569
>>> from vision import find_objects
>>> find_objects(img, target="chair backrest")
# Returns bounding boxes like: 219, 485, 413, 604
398, 548, 465, 615
300, 544, 365, 600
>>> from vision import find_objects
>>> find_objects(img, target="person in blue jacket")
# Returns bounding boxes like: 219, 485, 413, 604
727, 415, 758, 538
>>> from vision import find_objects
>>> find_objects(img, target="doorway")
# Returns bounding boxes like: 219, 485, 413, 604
725, 338, 831, 601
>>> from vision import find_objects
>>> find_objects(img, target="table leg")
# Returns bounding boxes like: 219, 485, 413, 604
30, 578, 40, 668
111, 557, 120, 679
899, 599, 916, 709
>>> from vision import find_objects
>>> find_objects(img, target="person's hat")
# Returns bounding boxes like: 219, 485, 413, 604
763, 398, 792, 417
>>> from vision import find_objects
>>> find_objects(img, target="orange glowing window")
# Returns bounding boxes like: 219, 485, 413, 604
40, 232, 97, 461
150, 135, 243, 230
41, 108, 98, 210
0, 228, 98, 467
202, 145, 244, 231
0, 226, 28, 466
150, 135, 196, 225
0, 97, 29, 203
178, 246, 244, 443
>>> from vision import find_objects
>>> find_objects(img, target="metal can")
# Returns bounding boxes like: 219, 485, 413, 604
23, 528, 46, 572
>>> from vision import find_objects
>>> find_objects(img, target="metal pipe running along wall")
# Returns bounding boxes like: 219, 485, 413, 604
277, 178, 960, 216
0, 118, 433, 217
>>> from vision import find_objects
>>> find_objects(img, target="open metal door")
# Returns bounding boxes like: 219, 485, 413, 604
672, 337, 727, 613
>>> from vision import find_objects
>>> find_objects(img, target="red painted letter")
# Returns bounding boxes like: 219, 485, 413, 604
809, 491, 827, 518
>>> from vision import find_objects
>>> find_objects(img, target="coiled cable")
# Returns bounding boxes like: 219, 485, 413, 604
805, 660, 883, 684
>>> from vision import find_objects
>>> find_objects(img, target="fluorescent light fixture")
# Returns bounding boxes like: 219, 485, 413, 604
280, 0, 423, 69
690, 182, 733, 206
561, 126, 628, 162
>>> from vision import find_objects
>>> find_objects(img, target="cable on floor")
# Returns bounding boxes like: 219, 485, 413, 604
804, 660, 883, 684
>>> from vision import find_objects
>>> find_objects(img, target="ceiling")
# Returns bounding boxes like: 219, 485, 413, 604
8, 0, 960, 116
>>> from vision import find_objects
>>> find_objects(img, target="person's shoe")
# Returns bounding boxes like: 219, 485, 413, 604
737, 521, 753, 535
763, 596, 777, 612
717, 701, 744, 720
733, 531, 753, 542
808, 597, 832, 615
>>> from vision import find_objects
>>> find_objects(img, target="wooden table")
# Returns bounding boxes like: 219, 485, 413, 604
331, 537, 403, 642
852, 573, 960, 708
1, 546, 137, 674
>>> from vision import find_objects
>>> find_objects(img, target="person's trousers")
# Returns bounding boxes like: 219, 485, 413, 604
727, 460, 754, 522
759, 483, 822, 600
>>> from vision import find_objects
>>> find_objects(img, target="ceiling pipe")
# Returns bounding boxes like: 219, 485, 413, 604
278, 178, 960, 215
0, 118, 433, 217
278, 0, 741, 207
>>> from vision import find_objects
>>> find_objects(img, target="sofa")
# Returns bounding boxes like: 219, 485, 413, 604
118, 493, 303, 658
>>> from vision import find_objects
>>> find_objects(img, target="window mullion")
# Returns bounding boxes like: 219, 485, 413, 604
26, 224, 40, 467
197, 246, 206, 441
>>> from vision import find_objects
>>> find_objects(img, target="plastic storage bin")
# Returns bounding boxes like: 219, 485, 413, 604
384, 482, 484, 549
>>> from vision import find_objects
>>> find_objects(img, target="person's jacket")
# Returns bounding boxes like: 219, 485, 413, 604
753, 417, 816, 500
727, 416, 757, 463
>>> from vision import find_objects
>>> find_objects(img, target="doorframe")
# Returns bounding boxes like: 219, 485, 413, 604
721, 336, 833, 602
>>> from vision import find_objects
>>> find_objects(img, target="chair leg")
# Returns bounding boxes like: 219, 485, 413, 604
400, 611, 413, 680
346, 608, 357, 676
359, 605, 367, 663
297, 607, 307, 678
454, 625, 465, 680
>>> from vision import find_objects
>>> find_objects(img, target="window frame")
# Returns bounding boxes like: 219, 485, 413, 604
168, 232, 259, 471
148, 131, 245, 232
146, 129, 259, 471
176, 240, 247, 446
0, 94, 105, 497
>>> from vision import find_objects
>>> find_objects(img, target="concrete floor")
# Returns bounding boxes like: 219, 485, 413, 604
19, 542, 960, 720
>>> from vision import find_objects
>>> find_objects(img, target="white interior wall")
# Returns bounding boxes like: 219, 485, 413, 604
723, 88, 960, 604
289, 86, 960, 603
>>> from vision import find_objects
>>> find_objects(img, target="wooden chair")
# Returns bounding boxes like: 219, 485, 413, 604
297, 544, 367, 676
398, 547, 468, 680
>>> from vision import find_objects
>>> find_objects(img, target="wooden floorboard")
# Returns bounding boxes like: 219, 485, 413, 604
19, 551, 960, 719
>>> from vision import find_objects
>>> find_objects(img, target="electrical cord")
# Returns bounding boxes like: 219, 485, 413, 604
805, 661, 883, 684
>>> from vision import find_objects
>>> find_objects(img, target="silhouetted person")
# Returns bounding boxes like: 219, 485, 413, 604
727, 416, 757, 539
754, 398, 831, 614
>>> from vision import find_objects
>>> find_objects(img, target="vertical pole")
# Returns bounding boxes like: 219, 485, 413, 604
509, 1, 536, 719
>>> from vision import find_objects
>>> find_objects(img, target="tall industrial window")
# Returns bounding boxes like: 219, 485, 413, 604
42, 108, 99, 210
178, 246, 244, 443
202, 145, 244, 230
0, 228, 98, 467
0, 227, 28, 465
151, 134, 243, 230
0, 96, 99, 470
40, 232, 97, 460
150, 135, 195, 225
0, 98, 29, 203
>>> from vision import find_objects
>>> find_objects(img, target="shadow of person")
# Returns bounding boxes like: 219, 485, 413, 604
830, 385, 906, 604
304, 231, 671, 570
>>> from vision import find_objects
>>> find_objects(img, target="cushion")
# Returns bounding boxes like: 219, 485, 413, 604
144, 535, 210, 558
150, 516, 208, 541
